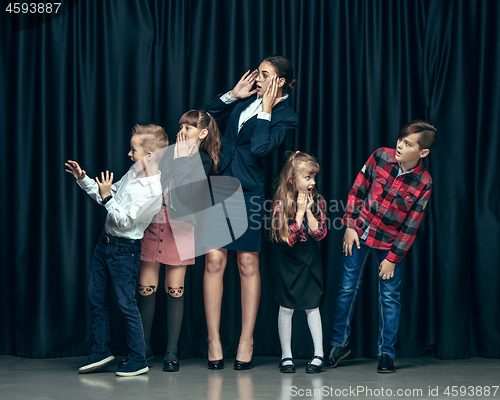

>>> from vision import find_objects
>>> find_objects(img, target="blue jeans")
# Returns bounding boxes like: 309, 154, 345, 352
88, 238, 145, 362
330, 239, 403, 359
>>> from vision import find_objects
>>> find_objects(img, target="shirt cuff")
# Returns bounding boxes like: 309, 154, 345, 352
77, 176, 100, 200
289, 221, 307, 244
386, 252, 402, 264
221, 92, 238, 104
309, 225, 326, 241
257, 111, 271, 121
76, 175, 93, 188
341, 216, 357, 229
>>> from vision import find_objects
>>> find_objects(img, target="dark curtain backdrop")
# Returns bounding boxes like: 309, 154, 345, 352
1, 0, 499, 360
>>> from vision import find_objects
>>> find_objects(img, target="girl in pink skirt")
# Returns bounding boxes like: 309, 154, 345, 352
137, 110, 220, 372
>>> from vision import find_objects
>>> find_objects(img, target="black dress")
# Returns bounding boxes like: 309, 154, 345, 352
274, 216, 326, 310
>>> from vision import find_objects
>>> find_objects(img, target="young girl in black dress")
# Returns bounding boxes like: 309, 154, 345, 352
270, 151, 327, 373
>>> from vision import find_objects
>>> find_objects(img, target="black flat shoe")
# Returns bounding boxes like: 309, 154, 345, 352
163, 351, 179, 372
305, 356, 324, 373
207, 359, 224, 370
279, 357, 295, 373
234, 359, 252, 370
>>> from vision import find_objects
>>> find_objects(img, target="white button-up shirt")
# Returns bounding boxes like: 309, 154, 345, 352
221, 92, 289, 133
77, 170, 163, 239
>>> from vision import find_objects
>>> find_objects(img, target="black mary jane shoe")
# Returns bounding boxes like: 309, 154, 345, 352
279, 357, 296, 373
234, 359, 252, 370
305, 356, 324, 374
163, 351, 179, 372
207, 359, 224, 370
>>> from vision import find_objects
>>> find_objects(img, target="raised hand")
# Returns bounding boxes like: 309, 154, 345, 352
296, 190, 308, 213
175, 131, 198, 158
96, 170, 114, 199
229, 69, 258, 99
65, 160, 86, 180
305, 192, 314, 212
262, 75, 279, 114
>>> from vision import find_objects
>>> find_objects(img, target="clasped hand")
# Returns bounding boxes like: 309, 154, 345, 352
296, 190, 313, 213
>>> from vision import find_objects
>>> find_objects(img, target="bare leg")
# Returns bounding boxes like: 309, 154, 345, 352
204, 248, 228, 361
236, 251, 260, 362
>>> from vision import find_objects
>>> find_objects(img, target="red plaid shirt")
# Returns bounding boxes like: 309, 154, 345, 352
342, 148, 432, 263
274, 202, 327, 245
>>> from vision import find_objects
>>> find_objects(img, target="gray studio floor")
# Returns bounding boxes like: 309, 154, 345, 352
1, 355, 499, 400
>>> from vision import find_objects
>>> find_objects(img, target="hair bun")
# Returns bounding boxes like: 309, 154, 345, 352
288, 78, 297, 90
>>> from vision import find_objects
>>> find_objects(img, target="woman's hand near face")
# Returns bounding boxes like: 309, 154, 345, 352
262, 75, 279, 114
229, 70, 258, 99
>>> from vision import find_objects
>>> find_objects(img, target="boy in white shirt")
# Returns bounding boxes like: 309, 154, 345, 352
65, 124, 168, 377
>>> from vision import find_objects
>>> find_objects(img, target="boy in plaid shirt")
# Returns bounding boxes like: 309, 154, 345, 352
326, 120, 437, 373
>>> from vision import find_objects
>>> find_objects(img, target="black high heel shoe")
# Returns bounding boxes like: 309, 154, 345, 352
234, 359, 252, 370
207, 359, 224, 370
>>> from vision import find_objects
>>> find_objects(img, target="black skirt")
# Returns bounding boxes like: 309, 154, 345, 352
274, 231, 324, 310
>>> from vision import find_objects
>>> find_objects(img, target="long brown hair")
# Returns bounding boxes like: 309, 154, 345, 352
270, 151, 325, 245
178, 110, 221, 173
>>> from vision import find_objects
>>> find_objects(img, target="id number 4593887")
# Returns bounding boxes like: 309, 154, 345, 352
5, 3, 62, 14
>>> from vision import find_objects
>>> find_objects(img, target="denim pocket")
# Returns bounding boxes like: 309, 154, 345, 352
115, 243, 141, 257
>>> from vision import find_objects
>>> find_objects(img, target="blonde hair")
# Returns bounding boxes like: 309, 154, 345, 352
270, 152, 325, 245
179, 110, 221, 173
131, 124, 169, 153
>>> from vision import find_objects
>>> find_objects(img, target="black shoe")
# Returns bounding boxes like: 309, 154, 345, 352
377, 354, 395, 373
234, 359, 252, 370
163, 351, 179, 372
305, 356, 324, 373
118, 348, 154, 369
207, 359, 224, 370
116, 360, 149, 377
324, 345, 351, 368
79, 353, 115, 374
279, 357, 295, 373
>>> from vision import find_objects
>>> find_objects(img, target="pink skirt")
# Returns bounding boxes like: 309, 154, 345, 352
141, 205, 195, 265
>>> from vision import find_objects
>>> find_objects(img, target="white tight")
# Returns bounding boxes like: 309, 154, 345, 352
278, 305, 324, 365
